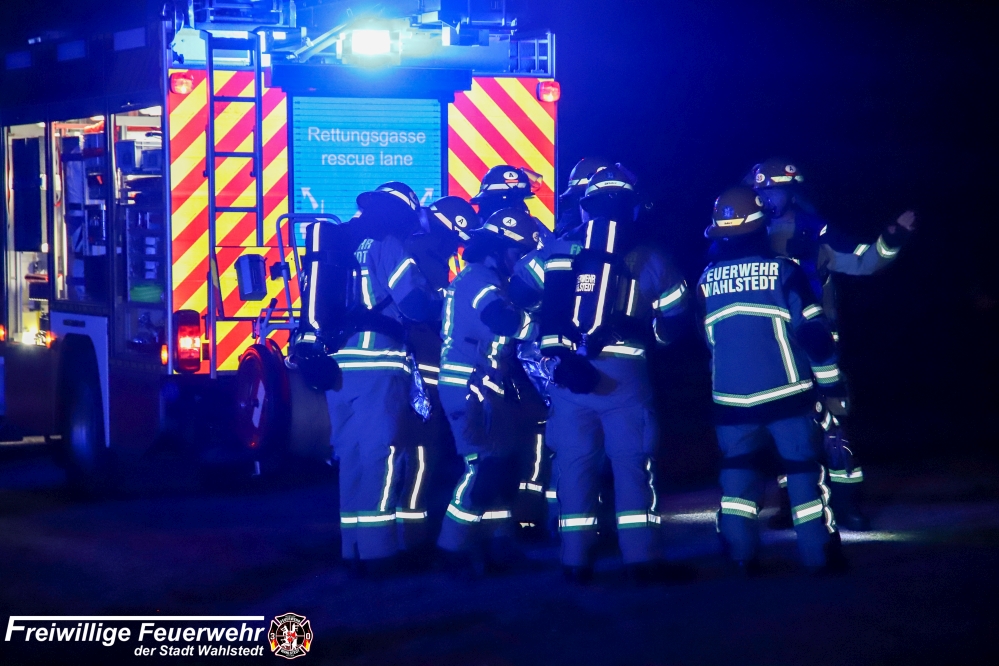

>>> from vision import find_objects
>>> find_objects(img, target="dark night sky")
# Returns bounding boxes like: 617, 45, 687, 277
1, 0, 995, 461
543, 0, 998, 462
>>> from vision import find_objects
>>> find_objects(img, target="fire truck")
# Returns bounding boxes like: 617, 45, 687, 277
0, 0, 559, 490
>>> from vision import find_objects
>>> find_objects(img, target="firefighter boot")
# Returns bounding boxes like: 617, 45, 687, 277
767, 478, 794, 530
808, 532, 850, 577
828, 481, 871, 531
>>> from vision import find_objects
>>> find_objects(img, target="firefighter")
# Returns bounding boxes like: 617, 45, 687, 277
753, 157, 916, 531
555, 157, 614, 238
471, 164, 550, 242
699, 186, 847, 575
326, 182, 443, 573
507, 157, 614, 537
539, 166, 689, 584
510, 157, 613, 311
436, 207, 547, 571
394, 196, 480, 556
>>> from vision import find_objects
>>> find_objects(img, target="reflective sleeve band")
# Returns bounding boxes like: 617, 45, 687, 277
387, 257, 417, 289
876, 235, 899, 259
472, 285, 498, 309
652, 282, 687, 312
335, 348, 408, 358
336, 360, 411, 373
545, 258, 573, 271
340, 514, 359, 526
395, 511, 428, 521
777, 475, 788, 488
819, 225, 828, 236
481, 510, 513, 520
829, 468, 864, 483
705, 303, 792, 326
446, 504, 482, 524
802, 304, 824, 320
546, 490, 558, 500
792, 500, 824, 525
519, 482, 544, 493
527, 258, 545, 286
720, 497, 759, 519
616, 511, 662, 528
559, 515, 598, 531
541, 335, 575, 351
812, 364, 841, 385
853, 243, 870, 256
360, 268, 375, 308
713, 380, 815, 407
481, 375, 506, 395
515, 311, 535, 340
600, 344, 645, 358
355, 512, 397, 524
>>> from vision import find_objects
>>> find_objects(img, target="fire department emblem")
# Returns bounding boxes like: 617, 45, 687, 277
268, 613, 313, 660
455, 214, 468, 228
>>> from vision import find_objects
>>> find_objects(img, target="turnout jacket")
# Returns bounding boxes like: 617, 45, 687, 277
438, 262, 536, 392
333, 234, 441, 374
770, 207, 908, 326
538, 239, 689, 360
697, 249, 843, 424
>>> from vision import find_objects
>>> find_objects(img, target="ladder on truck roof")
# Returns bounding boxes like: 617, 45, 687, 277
202, 31, 266, 378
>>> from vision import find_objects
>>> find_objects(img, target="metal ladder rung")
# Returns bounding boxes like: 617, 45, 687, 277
213, 95, 257, 104
213, 151, 256, 159
216, 206, 259, 214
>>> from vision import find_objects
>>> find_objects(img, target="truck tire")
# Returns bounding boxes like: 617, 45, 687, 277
62, 365, 114, 496
234, 342, 290, 468
286, 362, 332, 462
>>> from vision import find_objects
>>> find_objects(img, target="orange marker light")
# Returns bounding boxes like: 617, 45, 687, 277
170, 72, 195, 95
0, 324, 6, 342
537, 80, 561, 103
44, 331, 55, 348
161, 344, 169, 366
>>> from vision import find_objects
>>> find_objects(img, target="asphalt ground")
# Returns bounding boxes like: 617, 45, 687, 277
1, 449, 998, 665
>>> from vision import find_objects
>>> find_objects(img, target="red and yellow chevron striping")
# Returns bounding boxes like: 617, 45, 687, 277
448, 77, 557, 230
168, 69, 292, 372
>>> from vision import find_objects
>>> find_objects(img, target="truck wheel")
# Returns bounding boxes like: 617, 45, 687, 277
63, 375, 114, 496
235, 343, 290, 469
286, 362, 332, 462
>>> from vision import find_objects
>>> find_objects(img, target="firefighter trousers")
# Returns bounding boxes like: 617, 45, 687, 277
396, 381, 449, 550
546, 358, 661, 567
436, 384, 528, 552
327, 370, 417, 561
715, 412, 836, 568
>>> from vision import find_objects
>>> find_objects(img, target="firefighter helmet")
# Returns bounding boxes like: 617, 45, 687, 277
579, 164, 638, 216
561, 157, 614, 199
705, 186, 768, 239
356, 181, 421, 217
471, 207, 540, 251
470, 165, 537, 204
752, 157, 805, 189
427, 196, 481, 241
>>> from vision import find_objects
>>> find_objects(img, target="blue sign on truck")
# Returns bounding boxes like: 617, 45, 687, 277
291, 97, 443, 222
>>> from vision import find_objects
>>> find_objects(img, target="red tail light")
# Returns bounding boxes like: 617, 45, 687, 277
170, 72, 195, 95
173, 309, 202, 373
537, 80, 560, 103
